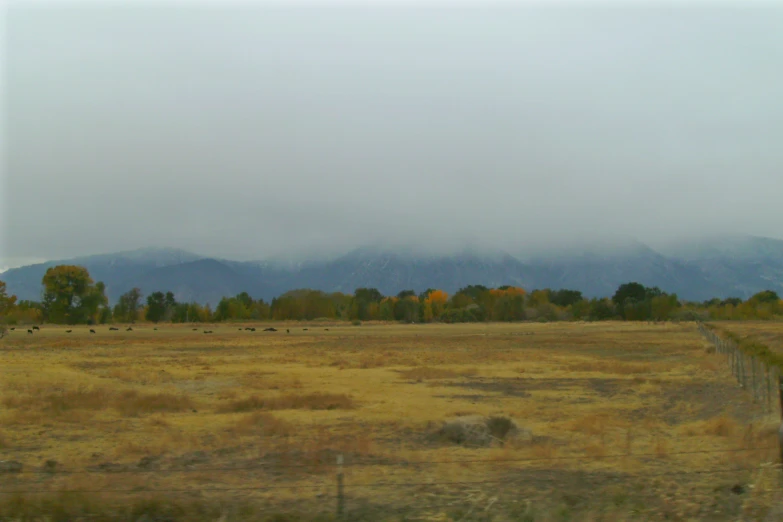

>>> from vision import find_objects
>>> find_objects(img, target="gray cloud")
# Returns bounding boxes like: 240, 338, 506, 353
3, 2, 783, 265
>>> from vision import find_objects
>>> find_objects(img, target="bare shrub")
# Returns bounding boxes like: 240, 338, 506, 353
486, 415, 517, 440
438, 416, 491, 446
437, 415, 524, 447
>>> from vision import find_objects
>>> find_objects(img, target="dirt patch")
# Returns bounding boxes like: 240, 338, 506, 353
445, 376, 626, 400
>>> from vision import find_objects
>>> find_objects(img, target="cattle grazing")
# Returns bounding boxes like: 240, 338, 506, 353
324, 328, 329, 331
27, 329, 33, 334
9, 327, 15, 331
250, 327, 256, 332
263, 327, 277, 332
90, 329, 96, 334
32, 326, 40, 331
303, 328, 308, 331
65, 330, 72, 333
238, 328, 243, 331
192, 328, 198, 331
154, 327, 158, 331
286, 329, 290, 334
109, 327, 119, 331
126, 327, 133, 332
203, 330, 212, 334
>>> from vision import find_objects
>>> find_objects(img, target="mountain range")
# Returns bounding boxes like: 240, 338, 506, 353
2, 236, 782, 306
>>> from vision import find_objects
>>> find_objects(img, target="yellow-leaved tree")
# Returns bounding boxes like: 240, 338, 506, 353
425, 290, 449, 319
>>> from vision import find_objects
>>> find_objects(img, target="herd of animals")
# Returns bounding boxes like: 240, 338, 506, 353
10, 326, 330, 335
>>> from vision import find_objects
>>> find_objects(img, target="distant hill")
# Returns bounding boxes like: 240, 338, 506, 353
2, 237, 782, 306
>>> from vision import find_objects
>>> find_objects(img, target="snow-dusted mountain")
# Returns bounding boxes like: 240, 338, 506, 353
2, 236, 782, 306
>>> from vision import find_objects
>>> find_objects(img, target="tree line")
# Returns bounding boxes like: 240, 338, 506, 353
0, 265, 781, 329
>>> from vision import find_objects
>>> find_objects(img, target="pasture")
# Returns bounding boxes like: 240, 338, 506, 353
0, 321, 780, 521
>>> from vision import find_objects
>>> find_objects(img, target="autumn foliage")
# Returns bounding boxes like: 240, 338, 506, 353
0, 268, 781, 325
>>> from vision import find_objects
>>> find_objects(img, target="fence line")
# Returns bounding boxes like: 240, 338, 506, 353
698, 322, 778, 414
2, 445, 774, 476
0, 462, 777, 496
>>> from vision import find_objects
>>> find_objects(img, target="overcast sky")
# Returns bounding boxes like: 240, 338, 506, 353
2, 1, 783, 268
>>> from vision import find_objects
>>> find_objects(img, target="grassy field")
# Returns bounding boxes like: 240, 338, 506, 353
0, 321, 781, 521
712, 321, 783, 355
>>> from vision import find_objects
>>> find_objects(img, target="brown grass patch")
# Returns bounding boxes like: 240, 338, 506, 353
2, 385, 111, 415
229, 412, 294, 437
565, 413, 620, 436
217, 392, 354, 413
564, 361, 653, 375
0, 431, 9, 449
397, 366, 477, 380
654, 437, 669, 457
146, 414, 172, 428
584, 441, 608, 458
529, 441, 558, 460
114, 391, 195, 417
679, 416, 739, 438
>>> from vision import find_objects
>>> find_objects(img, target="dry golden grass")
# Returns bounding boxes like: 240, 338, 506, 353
228, 412, 295, 437
0, 321, 778, 520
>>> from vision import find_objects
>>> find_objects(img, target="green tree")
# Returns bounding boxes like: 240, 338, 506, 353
164, 292, 177, 321
397, 290, 416, 299
549, 289, 584, 308
41, 266, 106, 324
115, 288, 143, 323
352, 288, 384, 321
146, 291, 167, 323
0, 280, 16, 337
749, 290, 780, 304
0, 280, 17, 318
612, 282, 648, 320
589, 298, 616, 320
650, 294, 680, 321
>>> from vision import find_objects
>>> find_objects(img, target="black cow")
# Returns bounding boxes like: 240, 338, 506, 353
65, 330, 72, 333
27, 329, 33, 334
109, 327, 119, 331
90, 329, 96, 334
32, 326, 40, 331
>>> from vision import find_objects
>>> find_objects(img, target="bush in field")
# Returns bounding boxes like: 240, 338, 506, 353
437, 415, 522, 446
486, 415, 517, 440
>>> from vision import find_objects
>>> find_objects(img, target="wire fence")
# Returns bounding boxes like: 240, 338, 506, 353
698, 323, 780, 414
1, 446, 780, 515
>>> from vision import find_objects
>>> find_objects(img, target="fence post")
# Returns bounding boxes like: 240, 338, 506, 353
336, 454, 345, 519
751, 357, 758, 402
778, 377, 783, 465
